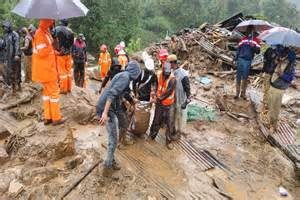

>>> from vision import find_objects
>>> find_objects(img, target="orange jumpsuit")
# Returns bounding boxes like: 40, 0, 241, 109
57, 55, 73, 93
118, 55, 128, 70
32, 19, 62, 122
98, 52, 111, 79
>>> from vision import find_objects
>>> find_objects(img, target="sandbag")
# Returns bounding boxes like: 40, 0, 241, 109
129, 101, 151, 136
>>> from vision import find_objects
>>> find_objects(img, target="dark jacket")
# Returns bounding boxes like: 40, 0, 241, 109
236, 35, 260, 61
22, 34, 33, 56
271, 50, 296, 90
72, 39, 87, 63
3, 30, 20, 61
263, 47, 278, 74
101, 65, 122, 89
97, 61, 141, 116
133, 69, 158, 102
53, 25, 74, 55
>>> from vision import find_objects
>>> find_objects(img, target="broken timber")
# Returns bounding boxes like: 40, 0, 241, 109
194, 38, 234, 66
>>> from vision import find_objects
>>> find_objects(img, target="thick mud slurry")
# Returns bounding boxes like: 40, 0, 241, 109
63, 105, 299, 200
61, 75, 300, 200
0, 73, 299, 199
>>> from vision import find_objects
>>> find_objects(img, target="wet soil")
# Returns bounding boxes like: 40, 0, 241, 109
0, 68, 299, 200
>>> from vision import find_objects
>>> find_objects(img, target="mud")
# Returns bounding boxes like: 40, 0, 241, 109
0, 34, 299, 200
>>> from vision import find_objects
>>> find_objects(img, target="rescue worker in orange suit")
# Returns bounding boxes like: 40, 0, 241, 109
98, 44, 111, 80
149, 62, 176, 150
32, 19, 66, 126
53, 19, 74, 94
117, 49, 128, 70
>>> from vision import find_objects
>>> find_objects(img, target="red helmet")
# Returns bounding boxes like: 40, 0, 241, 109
158, 49, 169, 61
100, 44, 107, 52
114, 44, 123, 54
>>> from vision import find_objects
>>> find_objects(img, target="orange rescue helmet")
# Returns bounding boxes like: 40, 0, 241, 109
158, 49, 169, 61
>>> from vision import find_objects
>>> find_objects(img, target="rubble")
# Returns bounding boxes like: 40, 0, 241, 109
0, 145, 9, 162
8, 179, 24, 197
0, 12, 299, 200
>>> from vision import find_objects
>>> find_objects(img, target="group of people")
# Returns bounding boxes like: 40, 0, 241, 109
0, 19, 88, 125
235, 25, 296, 132
96, 47, 191, 175
0, 19, 297, 176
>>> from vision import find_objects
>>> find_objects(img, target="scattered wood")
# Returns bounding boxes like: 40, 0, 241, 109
0, 85, 40, 110
226, 112, 242, 122
0, 110, 19, 134
207, 70, 236, 77
230, 112, 251, 119
60, 159, 103, 199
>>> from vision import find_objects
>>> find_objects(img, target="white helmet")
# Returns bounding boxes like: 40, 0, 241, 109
120, 41, 126, 48
144, 58, 155, 71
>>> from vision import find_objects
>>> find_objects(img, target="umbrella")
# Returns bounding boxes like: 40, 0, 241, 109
12, 0, 89, 20
258, 27, 300, 47
235, 19, 274, 32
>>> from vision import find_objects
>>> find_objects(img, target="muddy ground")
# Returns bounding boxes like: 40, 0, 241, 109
0, 66, 299, 200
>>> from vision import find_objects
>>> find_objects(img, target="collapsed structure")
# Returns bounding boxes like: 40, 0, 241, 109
0, 12, 299, 199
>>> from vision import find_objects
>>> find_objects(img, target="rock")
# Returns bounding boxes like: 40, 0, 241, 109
0, 145, 9, 163
203, 84, 212, 91
65, 155, 84, 170
22, 166, 59, 186
27, 183, 61, 200
295, 162, 300, 179
147, 196, 157, 200
0, 126, 10, 139
60, 87, 97, 124
17, 125, 75, 161
0, 172, 16, 193
8, 179, 24, 197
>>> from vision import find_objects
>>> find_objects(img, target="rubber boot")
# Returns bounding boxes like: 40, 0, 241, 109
234, 82, 241, 99
102, 166, 114, 177
241, 80, 248, 100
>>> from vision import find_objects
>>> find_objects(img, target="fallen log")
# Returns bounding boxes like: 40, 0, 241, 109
226, 112, 243, 122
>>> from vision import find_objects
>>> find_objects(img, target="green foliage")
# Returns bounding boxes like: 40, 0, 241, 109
126, 38, 141, 55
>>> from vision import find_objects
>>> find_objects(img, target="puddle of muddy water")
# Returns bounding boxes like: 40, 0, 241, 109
72, 125, 102, 151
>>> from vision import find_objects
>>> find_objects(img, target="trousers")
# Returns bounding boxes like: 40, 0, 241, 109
267, 86, 284, 128
42, 81, 62, 121
73, 62, 85, 88
57, 55, 73, 93
236, 57, 252, 84
174, 104, 187, 134
24, 55, 32, 83
104, 108, 129, 168
262, 73, 272, 109
149, 104, 175, 143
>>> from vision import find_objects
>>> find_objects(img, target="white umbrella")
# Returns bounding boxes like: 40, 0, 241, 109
258, 27, 300, 47
12, 0, 89, 20
235, 19, 274, 32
